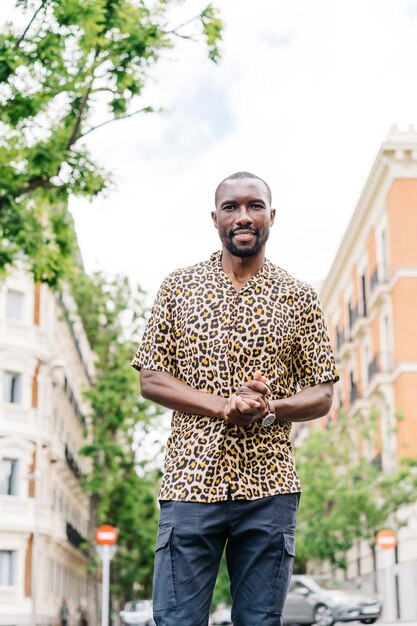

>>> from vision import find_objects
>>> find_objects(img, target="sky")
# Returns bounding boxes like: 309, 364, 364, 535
6, 0, 417, 305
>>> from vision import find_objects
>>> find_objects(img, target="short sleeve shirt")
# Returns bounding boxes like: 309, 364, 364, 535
132, 252, 339, 502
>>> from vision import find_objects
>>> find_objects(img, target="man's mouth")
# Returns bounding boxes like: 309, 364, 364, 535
231, 229, 257, 242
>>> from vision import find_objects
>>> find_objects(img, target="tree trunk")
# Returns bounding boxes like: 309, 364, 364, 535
371, 544, 378, 593
87, 494, 100, 626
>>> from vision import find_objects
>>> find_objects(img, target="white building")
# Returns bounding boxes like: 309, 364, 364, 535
0, 266, 95, 626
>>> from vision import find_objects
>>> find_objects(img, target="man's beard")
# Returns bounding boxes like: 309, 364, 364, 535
224, 229, 267, 257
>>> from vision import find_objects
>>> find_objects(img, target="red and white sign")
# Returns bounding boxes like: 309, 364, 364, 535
96, 525, 118, 545
375, 529, 396, 549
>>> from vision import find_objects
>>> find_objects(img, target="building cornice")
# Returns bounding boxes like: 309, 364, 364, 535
320, 128, 417, 308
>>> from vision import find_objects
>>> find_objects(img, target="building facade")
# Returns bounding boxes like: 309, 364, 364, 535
0, 266, 95, 626
318, 127, 417, 620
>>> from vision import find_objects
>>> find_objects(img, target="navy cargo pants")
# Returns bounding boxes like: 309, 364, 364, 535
152, 493, 300, 626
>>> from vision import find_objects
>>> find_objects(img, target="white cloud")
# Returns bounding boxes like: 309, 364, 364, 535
6, 0, 417, 300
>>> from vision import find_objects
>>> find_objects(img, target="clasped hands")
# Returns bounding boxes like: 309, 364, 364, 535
224, 370, 272, 426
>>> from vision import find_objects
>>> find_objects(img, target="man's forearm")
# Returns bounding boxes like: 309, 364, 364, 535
140, 369, 227, 419
271, 382, 333, 422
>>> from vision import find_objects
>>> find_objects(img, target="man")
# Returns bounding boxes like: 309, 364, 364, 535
132, 172, 339, 626
59, 598, 69, 626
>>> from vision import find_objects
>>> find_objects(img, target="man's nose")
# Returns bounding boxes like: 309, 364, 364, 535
236, 205, 253, 224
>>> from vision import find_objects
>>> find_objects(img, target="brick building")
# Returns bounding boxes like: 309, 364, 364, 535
318, 127, 417, 620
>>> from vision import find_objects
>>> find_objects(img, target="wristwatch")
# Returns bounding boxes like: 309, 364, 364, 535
261, 398, 276, 427
262, 411, 276, 427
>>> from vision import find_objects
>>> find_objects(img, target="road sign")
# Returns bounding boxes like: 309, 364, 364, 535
96, 525, 118, 545
376, 529, 397, 549
95, 525, 118, 626
95, 544, 118, 559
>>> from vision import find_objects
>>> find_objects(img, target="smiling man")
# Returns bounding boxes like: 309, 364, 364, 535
132, 172, 339, 626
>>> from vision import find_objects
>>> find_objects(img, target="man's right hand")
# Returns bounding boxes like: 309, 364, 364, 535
224, 371, 271, 426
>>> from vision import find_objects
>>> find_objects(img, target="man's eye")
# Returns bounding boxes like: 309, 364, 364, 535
252, 203, 263, 210
223, 205, 235, 211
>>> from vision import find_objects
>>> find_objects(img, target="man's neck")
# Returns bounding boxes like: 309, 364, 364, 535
221, 248, 266, 291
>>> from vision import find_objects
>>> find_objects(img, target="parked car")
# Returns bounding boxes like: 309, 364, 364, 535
119, 599, 155, 626
210, 605, 232, 625
283, 575, 382, 626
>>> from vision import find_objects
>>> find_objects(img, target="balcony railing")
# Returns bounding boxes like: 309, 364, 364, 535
349, 300, 368, 332
65, 444, 82, 479
368, 352, 393, 381
349, 305, 359, 329
0, 586, 18, 603
58, 292, 92, 384
336, 329, 345, 351
370, 264, 389, 293
350, 381, 359, 405
66, 522, 85, 550
63, 376, 85, 424
0, 495, 33, 517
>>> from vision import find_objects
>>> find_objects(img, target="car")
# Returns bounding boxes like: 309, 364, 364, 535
283, 575, 382, 626
119, 599, 155, 626
210, 605, 232, 625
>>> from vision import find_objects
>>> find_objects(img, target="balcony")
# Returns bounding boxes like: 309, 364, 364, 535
57, 292, 92, 384
368, 352, 393, 379
66, 522, 86, 550
350, 381, 359, 405
348, 301, 369, 338
0, 403, 37, 439
65, 445, 82, 480
0, 319, 47, 359
349, 305, 359, 329
366, 352, 393, 392
370, 264, 388, 291
0, 495, 33, 519
369, 264, 390, 309
336, 328, 345, 351
0, 586, 19, 603
335, 328, 353, 361
63, 376, 85, 425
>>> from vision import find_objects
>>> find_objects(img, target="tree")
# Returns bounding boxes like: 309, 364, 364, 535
0, 0, 222, 286
69, 268, 163, 610
211, 554, 231, 610
295, 418, 355, 572
295, 411, 417, 582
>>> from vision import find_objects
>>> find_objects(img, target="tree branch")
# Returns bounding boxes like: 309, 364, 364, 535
25, 176, 55, 193
169, 32, 198, 42
90, 87, 119, 95
65, 46, 104, 151
165, 13, 201, 35
78, 106, 154, 139
16, 0, 47, 48
65, 83, 94, 150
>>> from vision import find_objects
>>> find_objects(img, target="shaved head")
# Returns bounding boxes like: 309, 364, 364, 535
215, 171, 272, 207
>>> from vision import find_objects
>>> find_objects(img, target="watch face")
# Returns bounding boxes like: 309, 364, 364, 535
262, 412, 276, 427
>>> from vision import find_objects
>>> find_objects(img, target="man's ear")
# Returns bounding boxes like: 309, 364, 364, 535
211, 211, 218, 229
270, 208, 276, 226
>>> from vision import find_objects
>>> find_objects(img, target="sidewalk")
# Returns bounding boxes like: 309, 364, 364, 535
373, 622, 417, 626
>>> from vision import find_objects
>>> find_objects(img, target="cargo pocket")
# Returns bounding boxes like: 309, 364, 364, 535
266, 532, 295, 614
153, 525, 177, 611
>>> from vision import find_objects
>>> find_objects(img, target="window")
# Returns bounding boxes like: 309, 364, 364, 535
0, 459, 18, 495
3, 371, 22, 404
6, 290, 24, 321
0, 550, 17, 585
361, 274, 367, 316
381, 229, 388, 279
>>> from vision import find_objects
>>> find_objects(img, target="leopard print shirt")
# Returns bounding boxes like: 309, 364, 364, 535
132, 251, 339, 502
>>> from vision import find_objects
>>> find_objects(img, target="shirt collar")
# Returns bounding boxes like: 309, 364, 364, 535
208, 250, 274, 292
